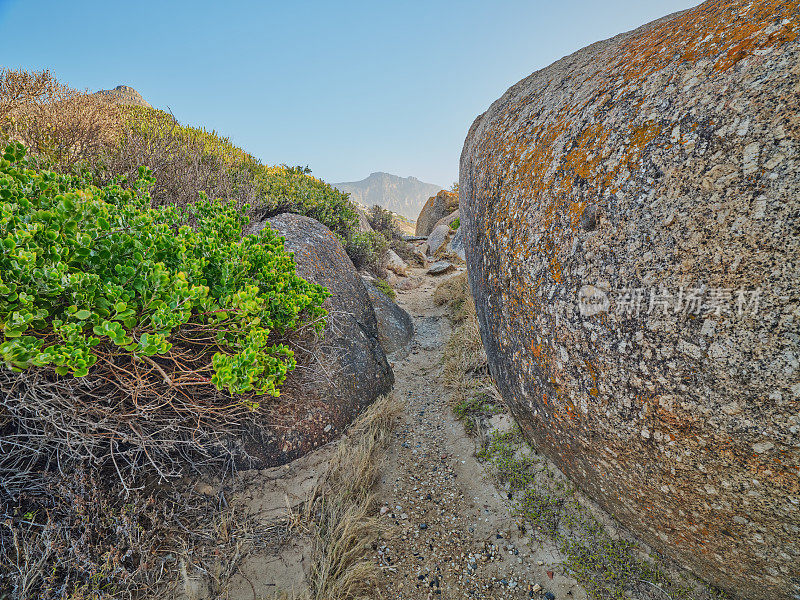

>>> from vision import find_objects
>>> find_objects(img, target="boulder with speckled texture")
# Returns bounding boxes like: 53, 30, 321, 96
460, 2, 800, 598
415, 190, 459, 236
363, 280, 414, 356
246, 213, 393, 466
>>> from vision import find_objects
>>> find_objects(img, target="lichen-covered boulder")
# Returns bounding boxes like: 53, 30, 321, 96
415, 190, 458, 236
460, 2, 800, 599
247, 213, 394, 465
363, 280, 414, 357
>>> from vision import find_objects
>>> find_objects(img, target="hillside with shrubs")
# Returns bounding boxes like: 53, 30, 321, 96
0, 69, 389, 271
0, 68, 397, 599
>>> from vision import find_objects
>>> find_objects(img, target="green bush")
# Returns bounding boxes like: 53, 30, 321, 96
0, 142, 328, 397
372, 278, 396, 300
450, 217, 460, 230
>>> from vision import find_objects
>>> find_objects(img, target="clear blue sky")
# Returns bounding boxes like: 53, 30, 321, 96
0, 0, 699, 186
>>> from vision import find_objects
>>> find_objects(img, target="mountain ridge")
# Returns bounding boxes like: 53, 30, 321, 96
333, 172, 443, 220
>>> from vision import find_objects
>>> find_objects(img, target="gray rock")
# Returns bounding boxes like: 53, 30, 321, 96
459, 2, 799, 598
447, 225, 465, 260
246, 214, 393, 466
427, 261, 455, 276
426, 223, 451, 256
428, 211, 462, 258
355, 208, 373, 233
363, 280, 414, 357
383, 248, 408, 276
95, 84, 151, 108
415, 190, 458, 236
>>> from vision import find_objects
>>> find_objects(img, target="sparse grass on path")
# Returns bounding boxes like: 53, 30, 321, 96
304, 394, 403, 600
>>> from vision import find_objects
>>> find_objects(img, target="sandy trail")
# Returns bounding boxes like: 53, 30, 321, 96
374, 266, 586, 600
223, 265, 587, 600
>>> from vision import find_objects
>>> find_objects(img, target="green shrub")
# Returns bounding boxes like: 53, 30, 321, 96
344, 229, 388, 270
367, 204, 401, 238
0, 142, 328, 397
450, 217, 460, 230
372, 278, 396, 300
112, 107, 384, 271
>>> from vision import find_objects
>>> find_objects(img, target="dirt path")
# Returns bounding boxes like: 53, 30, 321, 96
374, 266, 586, 600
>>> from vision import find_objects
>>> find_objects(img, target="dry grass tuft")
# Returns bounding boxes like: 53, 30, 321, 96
305, 394, 402, 600
433, 271, 467, 307
436, 274, 502, 433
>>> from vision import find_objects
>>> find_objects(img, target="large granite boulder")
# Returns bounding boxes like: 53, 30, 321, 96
247, 213, 394, 465
415, 190, 459, 236
363, 280, 414, 357
460, 3, 799, 599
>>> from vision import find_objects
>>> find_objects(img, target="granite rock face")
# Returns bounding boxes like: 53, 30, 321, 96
247, 213, 393, 465
415, 190, 459, 236
460, 2, 800, 598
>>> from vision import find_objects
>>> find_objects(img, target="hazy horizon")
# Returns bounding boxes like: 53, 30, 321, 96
0, 0, 699, 186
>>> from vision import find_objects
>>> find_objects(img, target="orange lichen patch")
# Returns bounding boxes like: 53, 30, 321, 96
630, 120, 661, 150
583, 360, 600, 399
655, 403, 698, 433
548, 256, 563, 283
567, 200, 587, 230
610, 0, 799, 82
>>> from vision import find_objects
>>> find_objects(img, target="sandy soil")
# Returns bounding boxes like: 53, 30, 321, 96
373, 266, 587, 600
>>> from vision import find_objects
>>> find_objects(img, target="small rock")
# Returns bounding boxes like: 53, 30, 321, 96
419, 523, 428, 530
546, 570, 554, 579
544, 593, 555, 600
384, 248, 409, 276
427, 261, 455, 275
531, 583, 542, 592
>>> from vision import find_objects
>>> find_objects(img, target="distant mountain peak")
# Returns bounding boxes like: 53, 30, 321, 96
95, 85, 151, 108
333, 173, 443, 221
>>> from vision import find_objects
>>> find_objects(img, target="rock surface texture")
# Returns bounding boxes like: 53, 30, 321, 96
247, 213, 393, 466
448, 225, 465, 261
427, 209, 460, 256
459, 2, 800, 599
363, 280, 415, 356
415, 190, 459, 236
384, 248, 409, 276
